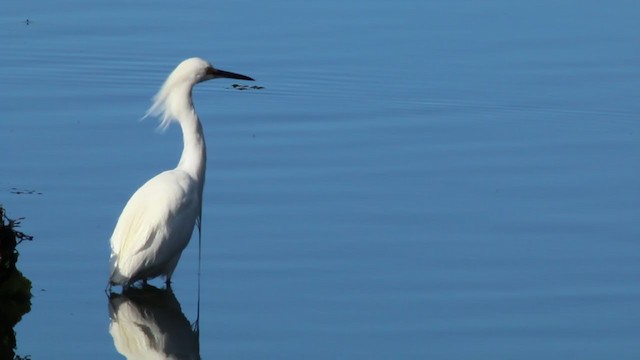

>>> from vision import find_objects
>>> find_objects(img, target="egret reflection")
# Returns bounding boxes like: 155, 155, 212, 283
108, 285, 200, 359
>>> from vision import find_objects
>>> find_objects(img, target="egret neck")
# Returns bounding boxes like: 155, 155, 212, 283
172, 86, 207, 184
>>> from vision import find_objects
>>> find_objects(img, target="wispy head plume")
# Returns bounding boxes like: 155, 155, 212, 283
143, 78, 178, 131
142, 62, 198, 130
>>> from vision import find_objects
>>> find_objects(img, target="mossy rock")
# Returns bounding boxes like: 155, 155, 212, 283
0, 267, 32, 326
0, 267, 31, 359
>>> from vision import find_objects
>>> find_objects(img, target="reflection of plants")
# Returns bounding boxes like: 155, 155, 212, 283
0, 206, 32, 360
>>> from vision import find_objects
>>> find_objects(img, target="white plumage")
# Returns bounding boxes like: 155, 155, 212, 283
108, 57, 254, 288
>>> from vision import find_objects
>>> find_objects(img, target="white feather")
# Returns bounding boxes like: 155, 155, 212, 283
109, 170, 198, 284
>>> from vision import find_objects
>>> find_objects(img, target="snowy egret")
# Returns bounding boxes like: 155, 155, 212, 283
108, 57, 253, 289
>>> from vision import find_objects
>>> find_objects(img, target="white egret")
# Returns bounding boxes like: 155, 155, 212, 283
108, 57, 254, 289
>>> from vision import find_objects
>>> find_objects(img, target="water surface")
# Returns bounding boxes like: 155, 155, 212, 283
1, 0, 639, 358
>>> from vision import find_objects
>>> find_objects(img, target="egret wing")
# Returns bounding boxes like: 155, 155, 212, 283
110, 170, 199, 281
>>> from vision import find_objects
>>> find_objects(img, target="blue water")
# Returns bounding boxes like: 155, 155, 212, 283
1, 0, 639, 358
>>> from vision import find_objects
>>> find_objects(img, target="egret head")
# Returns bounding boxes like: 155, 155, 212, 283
171, 57, 254, 85
146, 57, 254, 129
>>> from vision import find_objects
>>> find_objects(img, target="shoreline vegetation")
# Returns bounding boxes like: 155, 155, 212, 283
0, 205, 33, 360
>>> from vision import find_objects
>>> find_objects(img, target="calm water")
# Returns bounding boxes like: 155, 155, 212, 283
1, 0, 640, 358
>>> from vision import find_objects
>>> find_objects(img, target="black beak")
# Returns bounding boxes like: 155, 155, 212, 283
207, 67, 254, 81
